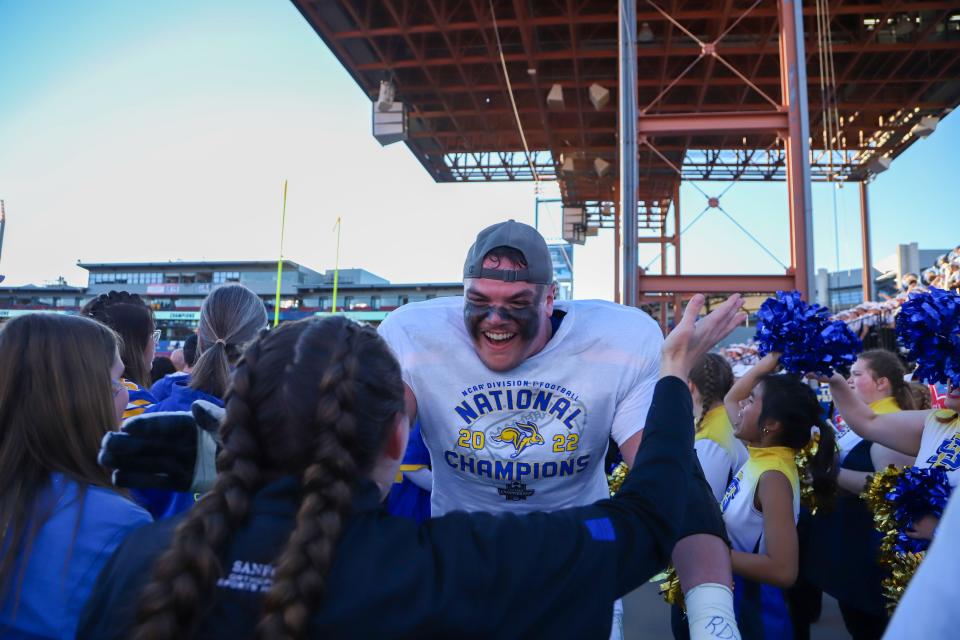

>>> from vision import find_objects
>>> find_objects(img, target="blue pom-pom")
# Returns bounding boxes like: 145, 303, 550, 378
896, 287, 960, 387
754, 291, 862, 376
885, 466, 953, 554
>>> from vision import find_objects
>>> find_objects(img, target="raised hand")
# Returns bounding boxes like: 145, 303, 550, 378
661, 293, 747, 380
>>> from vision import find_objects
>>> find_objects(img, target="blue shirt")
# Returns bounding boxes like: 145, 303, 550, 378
149, 372, 189, 403
144, 377, 223, 414
134, 379, 224, 519
0, 474, 151, 639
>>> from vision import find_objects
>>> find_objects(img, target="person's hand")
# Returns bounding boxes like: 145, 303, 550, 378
805, 371, 845, 385
98, 401, 223, 493
905, 514, 939, 541
660, 293, 747, 380
754, 352, 782, 375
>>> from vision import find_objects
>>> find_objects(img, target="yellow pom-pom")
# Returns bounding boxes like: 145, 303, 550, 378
657, 566, 685, 611
607, 461, 629, 497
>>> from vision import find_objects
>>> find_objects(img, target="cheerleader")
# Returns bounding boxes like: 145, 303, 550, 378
803, 350, 915, 639
689, 353, 748, 501
721, 353, 838, 640
826, 374, 960, 538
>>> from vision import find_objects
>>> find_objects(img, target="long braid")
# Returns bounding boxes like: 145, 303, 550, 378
256, 321, 366, 640
689, 353, 734, 432
132, 336, 267, 640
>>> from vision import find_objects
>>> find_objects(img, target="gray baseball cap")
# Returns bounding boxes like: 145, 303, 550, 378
463, 220, 554, 284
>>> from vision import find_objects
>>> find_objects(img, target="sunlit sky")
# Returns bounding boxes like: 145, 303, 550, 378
1, 0, 957, 299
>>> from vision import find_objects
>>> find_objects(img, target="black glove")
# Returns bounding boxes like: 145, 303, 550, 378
98, 401, 225, 493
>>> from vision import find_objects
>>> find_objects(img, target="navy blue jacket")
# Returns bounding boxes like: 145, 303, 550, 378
78, 377, 698, 639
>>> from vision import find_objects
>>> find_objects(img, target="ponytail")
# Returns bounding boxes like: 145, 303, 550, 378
189, 341, 232, 399
807, 418, 838, 511
190, 285, 267, 398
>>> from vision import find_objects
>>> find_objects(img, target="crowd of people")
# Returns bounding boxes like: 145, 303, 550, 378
720, 243, 960, 376
0, 220, 957, 640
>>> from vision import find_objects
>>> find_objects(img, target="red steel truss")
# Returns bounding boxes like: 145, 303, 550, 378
293, 0, 960, 304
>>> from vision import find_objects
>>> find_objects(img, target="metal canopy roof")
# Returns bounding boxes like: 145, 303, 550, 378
293, 0, 960, 232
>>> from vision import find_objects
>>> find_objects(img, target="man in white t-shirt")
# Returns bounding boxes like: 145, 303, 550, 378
378, 220, 740, 640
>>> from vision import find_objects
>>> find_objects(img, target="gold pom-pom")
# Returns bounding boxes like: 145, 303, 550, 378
882, 551, 925, 613
861, 465, 926, 612
795, 430, 835, 514
607, 461, 629, 497
861, 465, 902, 532
657, 566, 685, 611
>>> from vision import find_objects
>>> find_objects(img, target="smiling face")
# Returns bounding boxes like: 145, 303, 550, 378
946, 383, 960, 412
463, 255, 555, 372
734, 381, 765, 445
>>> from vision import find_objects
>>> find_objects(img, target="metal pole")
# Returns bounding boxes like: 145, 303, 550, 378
859, 181, 873, 302
614, 198, 622, 304
0, 200, 6, 266
673, 184, 682, 322
779, 0, 815, 300
619, 0, 638, 307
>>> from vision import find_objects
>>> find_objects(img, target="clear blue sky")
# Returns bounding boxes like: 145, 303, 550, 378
1, 0, 956, 299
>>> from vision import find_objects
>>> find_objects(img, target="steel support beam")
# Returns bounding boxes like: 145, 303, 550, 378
638, 111, 789, 136
638, 274, 796, 294
779, 0, 815, 300
620, 0, 638, 308
859, 181, 874, 303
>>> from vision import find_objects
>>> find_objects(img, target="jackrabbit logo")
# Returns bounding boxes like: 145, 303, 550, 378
493, 421, 545, 458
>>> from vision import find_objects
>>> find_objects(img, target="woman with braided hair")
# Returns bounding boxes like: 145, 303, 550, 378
689, 352, 748, 502
81, 290, 159, 418
79, 294, 747, 639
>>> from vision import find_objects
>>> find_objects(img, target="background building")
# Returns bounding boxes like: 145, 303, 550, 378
815, 243, 949, 310
0, 260, 462, 352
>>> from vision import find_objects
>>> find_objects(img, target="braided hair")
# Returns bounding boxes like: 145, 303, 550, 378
688, 353, 734, 432
81, 290, 155, 388
132, 316, 404, 639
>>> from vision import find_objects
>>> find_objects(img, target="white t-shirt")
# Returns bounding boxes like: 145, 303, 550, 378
378, 296, 662, 516
916, 409, 960, 488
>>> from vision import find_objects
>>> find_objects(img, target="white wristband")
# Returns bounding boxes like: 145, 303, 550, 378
685, 583, 741, 640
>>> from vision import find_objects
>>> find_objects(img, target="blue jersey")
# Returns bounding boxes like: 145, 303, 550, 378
386, 422, 431, 523
122, 379, 156, 420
